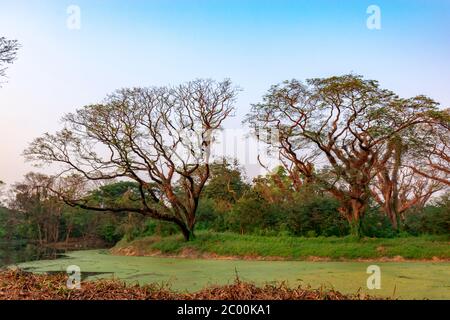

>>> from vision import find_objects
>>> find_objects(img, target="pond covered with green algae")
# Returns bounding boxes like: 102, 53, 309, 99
15, 250, 450, 299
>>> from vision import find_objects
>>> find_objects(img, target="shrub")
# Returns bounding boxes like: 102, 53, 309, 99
196, 198, 229, 231
403, 198, 450, 235
361, 208, 397, 238
140, 219, 179, 238
287, 195, 349, 237
227, 192, 282, 234
98, 223, 123, 244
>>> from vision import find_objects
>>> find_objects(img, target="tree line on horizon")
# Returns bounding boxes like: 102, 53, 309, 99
0, 158, 449, 244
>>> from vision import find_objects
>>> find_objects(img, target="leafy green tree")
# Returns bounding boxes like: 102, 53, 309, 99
404, 194, 450, 235
228, 191, 280, 234
287, 192, 348, 237
9, 173, 63, 244
196, 159, 250, 230
202, 158, 249, 205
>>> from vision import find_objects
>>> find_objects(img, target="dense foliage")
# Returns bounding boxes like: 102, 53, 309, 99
195, 164, 449, 238
1, 159, 449, 245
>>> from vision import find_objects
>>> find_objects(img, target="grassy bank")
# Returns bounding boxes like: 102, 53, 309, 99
113, 232, 450, 260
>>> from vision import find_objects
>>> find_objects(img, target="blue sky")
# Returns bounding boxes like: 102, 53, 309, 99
0, 0, 449, 184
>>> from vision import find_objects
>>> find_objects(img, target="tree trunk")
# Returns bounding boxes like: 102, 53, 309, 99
37, 225, 43, 245
381, 194, 401, 231
54, 223, 59, 243
344, 198, 366, 238
176, 221, 195, 242
349, 219, 363, 238
66, 226, 72, 244
180, 226, 194, 241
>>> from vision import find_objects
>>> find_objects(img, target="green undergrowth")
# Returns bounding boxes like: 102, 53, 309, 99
114, 231, 450, 260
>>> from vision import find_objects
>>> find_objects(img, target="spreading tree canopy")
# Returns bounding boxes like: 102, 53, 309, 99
25, 79, 239, 241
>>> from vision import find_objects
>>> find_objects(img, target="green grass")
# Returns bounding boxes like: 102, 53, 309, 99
15, 249, 450, 299
115, 231, 450, 260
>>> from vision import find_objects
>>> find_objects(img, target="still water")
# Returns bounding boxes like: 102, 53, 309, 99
0, 240, 66, 268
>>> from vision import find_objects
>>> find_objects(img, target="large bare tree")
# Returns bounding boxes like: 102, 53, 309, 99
370, 127, 448, 229
25, 79, 238, 241
371, 166, 444, 229
246, 75, 441, 236
406, 110, 450, 186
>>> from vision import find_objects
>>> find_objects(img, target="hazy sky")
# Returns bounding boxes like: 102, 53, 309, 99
1, 0, 450, 185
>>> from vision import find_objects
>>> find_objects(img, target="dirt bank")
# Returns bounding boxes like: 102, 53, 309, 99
110, 246, 450, 263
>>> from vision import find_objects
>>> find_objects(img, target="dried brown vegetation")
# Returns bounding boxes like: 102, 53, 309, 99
0, 270, 380, 300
